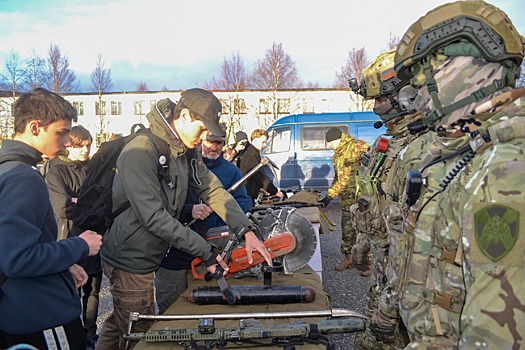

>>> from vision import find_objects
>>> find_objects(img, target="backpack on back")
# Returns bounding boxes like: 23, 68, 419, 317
72, 124, 170, 234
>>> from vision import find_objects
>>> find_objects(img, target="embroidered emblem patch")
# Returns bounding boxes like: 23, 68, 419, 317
474, 205, 518, 262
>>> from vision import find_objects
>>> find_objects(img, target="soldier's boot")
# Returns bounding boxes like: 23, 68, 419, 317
360, 262, 372, 276
335, 253, 353, 271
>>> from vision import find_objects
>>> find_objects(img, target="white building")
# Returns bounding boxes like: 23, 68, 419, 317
0, 88, 371, 147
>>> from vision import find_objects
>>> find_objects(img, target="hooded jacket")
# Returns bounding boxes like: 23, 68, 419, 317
236, 141, 278, 199
100, 99, 254, 274
0, 140, 88, 334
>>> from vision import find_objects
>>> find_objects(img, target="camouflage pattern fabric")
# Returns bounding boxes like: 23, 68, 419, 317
326, 133, 368, 207
397, 135, 469, 348
340, 205, 357, 253
393, 51, 525, 347
434, 96, 525, 349
412, 56, 506, 131
327, 133, 368, 253
354, 112, 429, 350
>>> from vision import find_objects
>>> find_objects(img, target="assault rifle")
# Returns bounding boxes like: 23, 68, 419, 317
124, 317, 365, 349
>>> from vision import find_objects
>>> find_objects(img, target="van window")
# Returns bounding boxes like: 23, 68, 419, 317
265, 127, 291, 153
301, 125, 349, 150
355, 123, 383, 145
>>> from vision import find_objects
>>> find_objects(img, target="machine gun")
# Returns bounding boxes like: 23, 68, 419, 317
124, 317, 365, 349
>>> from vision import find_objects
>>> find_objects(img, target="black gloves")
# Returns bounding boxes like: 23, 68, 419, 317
318, 196, 331, 208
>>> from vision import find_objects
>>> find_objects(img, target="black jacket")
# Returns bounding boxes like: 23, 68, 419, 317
44, 156, 101, 274
236, 141, 278, 199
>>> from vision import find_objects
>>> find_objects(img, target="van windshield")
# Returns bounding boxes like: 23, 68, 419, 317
264, 127, 291, 154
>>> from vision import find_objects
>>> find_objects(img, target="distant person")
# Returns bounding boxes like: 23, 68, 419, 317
0, 88, 102, 350
43, 125, 102, 349
319, 127, 368, 271
96, 89, 272, 349
155, 130, 250, 314
231, 129, 284, 207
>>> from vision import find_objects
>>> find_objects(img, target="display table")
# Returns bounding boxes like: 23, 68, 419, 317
134, 265, 331, 349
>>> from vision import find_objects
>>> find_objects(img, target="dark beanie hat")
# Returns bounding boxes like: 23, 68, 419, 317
235, 131, 248, 142
326, 127, 342, 142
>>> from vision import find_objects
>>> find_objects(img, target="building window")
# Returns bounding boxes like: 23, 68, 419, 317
95, 101, 106, 115
277, 98, 290, 114
72, 101, 84, 116
111, 101, 122, 115
303, 98, 315, 113
134, 100, 145, 115
233, 98, 246, 114
220, 99, 230, 114
259, 99, 270, 114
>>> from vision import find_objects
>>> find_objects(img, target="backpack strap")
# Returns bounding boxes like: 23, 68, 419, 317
111, 130, 170, 220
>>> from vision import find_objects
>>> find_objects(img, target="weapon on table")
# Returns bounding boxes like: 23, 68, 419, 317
124, 317, 366, 349
182, 284, 316, 305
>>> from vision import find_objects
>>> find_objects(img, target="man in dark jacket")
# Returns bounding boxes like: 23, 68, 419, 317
232, 129, 284, 207
43, 125, 102, 348
0, 88, 102, 350
97, 89, 272, 349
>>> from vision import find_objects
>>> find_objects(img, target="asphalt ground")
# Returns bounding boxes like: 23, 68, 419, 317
96, 200, 368, 349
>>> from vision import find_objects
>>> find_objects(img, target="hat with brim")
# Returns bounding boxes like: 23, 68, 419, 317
204, 131, 226, 142
180, 88, 226, 138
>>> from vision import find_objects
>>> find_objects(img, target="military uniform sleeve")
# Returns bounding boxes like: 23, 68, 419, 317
455, 146, 525, 348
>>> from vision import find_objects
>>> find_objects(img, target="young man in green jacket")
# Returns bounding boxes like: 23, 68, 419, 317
97, 88, 272, 350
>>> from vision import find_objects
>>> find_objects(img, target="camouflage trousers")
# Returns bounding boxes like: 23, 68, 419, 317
355, 246, 408, 350
340, 205, 357, 254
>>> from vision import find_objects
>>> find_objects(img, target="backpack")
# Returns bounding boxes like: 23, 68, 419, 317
72, 124, 170, 234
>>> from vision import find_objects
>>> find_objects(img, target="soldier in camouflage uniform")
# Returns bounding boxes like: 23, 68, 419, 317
391, 1, 525, 347
319, 127, 368, 271
349, 50, 431, 350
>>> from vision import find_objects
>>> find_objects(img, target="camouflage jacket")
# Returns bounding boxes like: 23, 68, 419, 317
395, 92, 525, 348
436, 95, 525, 349
355, 112, 427, 248
327, 133, 368, 207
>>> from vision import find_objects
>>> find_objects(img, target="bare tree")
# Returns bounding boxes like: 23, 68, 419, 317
251, 43, 303, 123
209, 51, 250, 91
206, 51, 251, 141
136, 82, 149, 92
0, 51, 25, 138
0, 51, 26, 97
386, 32, 401, 51
334, 47, 373, 111
42, 44, 78, 93
251, 43, 302, 90
91, 53, 113, 143
24, 49, 46, 90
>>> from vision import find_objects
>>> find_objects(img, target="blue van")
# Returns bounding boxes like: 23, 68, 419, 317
260, 112, 386, 191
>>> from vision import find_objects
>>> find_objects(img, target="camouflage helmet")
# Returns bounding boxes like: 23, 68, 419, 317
394, 0, 525, 82
359, 49, 407, 100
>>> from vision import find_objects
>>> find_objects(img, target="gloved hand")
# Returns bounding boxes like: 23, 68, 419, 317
318, 196, 331, 208
369, 309, 398, 342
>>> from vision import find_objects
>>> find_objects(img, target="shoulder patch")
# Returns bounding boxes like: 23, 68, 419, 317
474, 205, 519, 262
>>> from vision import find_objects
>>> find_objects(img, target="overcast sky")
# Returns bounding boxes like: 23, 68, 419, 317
1, 0, 523, 92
